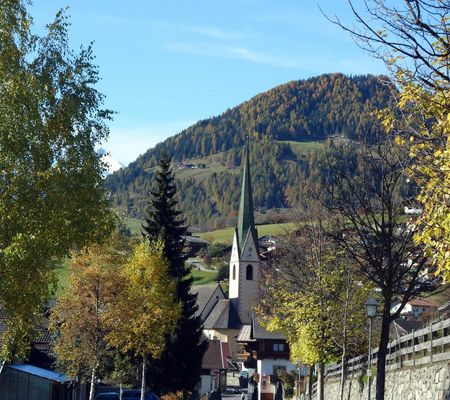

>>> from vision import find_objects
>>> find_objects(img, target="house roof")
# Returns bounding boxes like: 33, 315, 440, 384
236, 325, 254, 342
182, 235, 209, 245
221, 341, 231, 361
203, 299, 241, 330
201, 340, 229, 370
0, 307, 53, 363
392, 319, 423, 337
34, 329, 52, 345
439, 300, 450, 312
409, 298, 437, 307
252, 316, 286, 340
8, 364, 70, 383
193, 284, 224, 318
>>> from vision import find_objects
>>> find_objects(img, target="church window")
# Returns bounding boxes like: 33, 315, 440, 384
246, 264, 253, 280
232, 264, 236, 280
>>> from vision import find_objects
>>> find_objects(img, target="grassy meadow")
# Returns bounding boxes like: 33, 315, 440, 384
198, 222, 294, 244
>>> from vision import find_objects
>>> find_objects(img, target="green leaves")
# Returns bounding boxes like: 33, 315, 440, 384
50, 234, 128, 380
105, 240, 181, 360
0, 2, 113, 360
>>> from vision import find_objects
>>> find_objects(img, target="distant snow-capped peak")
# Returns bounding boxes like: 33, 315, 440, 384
97, 148, 125, 175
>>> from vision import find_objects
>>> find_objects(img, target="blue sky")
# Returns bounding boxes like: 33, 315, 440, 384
33, 0, 387, 165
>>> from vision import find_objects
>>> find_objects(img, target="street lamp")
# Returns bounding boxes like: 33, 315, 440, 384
365, 297, 378, 400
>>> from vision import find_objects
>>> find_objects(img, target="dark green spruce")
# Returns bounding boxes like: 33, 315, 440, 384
142, 152, 207, 395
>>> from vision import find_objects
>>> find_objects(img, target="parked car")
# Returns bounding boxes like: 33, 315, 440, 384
122, 389, 159, 400
94, 393, 119, 400
94, 390, 159, 400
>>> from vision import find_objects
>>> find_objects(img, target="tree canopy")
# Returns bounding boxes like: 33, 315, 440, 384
50, 234, 128, 400
257, 199, 368, 400
106, 74, 394, 228
0, 1, 113, 360
106, 240, 181, 399
143, 153, 207, 395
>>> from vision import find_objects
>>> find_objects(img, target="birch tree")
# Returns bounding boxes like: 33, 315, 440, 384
106, 240, 181, 400
257, 199, 367, 400
50, 235, 127, 400
0, 1, 113, 360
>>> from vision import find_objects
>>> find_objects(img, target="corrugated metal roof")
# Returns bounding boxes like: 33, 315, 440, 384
8, 364, 70, 383
236, 325, 254, 342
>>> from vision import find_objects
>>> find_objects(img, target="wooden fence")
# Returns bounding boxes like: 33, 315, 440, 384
325, 317, 450, 380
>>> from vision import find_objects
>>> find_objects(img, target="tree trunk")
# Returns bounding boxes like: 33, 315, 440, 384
339, 276, 350, 400
119, 382, 123, 400
347, 363, 354, 400
308, 366, 313, 400
141, 355, 146, 400
376, 305, 392, 400
89, 366, 97, 400
339, 352, 346, 400
318, 362, 324, 400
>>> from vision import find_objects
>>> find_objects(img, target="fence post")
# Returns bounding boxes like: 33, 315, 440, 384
412, 329, 415, 367
430, 322, 433, 362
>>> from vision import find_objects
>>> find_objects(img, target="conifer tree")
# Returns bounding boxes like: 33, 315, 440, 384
142, 152, 207, 395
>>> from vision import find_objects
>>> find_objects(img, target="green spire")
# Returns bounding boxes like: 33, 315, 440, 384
237, 137, 258, 252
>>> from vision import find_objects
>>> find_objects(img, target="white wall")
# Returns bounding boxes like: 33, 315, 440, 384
256, 359, 296, 400
199, 375, 213, 396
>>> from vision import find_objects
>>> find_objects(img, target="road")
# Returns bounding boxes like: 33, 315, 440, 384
222, 393, 244, 400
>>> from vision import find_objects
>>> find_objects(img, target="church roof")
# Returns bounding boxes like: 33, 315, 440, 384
193, 283, 224, 319
236, 137, 259, 254
203, 299, 241, 330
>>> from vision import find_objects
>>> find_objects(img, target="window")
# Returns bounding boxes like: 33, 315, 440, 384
233, 265, 236, 280
273, 343, 285, 352
246, 264, 253, 280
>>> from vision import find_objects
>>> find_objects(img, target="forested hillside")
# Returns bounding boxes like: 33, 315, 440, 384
106, 73, 394, 229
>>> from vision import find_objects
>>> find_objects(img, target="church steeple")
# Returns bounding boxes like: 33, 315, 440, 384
236, 137, 258, 254
229, 137, 260, 324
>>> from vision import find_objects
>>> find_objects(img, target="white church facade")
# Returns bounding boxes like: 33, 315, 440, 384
197, 138, 263, 358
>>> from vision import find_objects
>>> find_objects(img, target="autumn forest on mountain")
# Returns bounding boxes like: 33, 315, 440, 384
106, 73, 396, 229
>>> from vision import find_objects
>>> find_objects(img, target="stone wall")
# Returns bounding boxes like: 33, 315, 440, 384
322, 361, 450, 400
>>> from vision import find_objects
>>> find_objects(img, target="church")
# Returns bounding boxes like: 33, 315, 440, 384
196, 138, 262, 356
195, 138, 297, 400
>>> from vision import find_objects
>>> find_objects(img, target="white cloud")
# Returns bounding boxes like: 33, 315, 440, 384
156, 22, 249, 40
167, 42, 303, 69
96, 16, 248, 40
166, 41, 385, 74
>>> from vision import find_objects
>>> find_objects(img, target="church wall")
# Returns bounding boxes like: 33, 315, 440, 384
235, 232, 260, 325
236, 263, 259, 324
229, 234, 240, 300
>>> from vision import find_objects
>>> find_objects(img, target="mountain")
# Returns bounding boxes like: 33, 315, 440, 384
97, 148, 125, 175
106, 73, 394, 230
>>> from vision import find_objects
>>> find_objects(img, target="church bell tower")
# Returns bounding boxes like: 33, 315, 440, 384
228, 137, 260, 325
